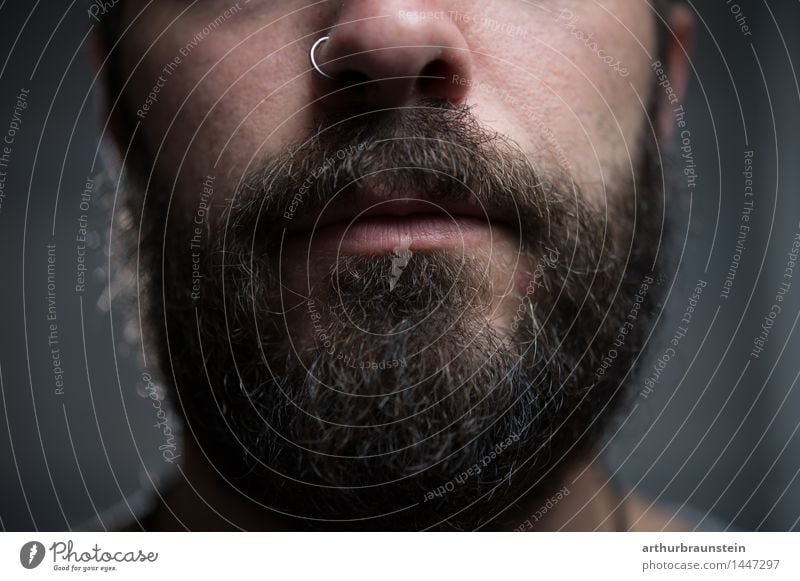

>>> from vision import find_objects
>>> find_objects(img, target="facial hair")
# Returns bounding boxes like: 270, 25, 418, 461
126, 99, 666, 530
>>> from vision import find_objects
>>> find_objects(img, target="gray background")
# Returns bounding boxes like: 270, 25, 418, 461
1, 0, 799, 531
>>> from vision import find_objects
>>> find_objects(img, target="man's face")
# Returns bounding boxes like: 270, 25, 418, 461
112, 1, 671, 529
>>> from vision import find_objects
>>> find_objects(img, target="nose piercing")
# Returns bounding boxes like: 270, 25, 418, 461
310, 36, 336, 80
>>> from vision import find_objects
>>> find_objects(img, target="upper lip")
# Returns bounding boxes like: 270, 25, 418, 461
285, 189, 513, 234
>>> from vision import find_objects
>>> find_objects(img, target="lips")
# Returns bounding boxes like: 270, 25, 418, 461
283, 192, 518, 254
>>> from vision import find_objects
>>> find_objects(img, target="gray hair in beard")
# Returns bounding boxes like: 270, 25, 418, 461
130, 100, 665, 530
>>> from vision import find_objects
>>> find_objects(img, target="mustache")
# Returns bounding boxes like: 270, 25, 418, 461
221, 99, 578, 252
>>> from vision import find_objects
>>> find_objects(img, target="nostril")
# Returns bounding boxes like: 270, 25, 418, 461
418, 59, 454, 95
336, 69, 372, 87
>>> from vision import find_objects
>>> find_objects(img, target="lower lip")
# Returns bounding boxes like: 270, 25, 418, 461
293, 215, 511, 254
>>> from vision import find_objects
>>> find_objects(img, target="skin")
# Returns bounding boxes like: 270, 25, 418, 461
119, 0, 656, 198
103, 0, 693, 530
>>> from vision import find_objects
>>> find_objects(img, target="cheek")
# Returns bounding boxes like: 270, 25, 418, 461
124, 11, 317, 206
460, 1, 655, 195
122, 0, 654, 210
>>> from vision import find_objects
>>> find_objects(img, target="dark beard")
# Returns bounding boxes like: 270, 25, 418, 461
128, 100, 666, 530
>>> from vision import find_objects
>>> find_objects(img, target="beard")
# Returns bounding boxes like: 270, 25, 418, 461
126, 99, 667, 530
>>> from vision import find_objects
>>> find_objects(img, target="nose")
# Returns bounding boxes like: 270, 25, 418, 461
314, 2, 473, 109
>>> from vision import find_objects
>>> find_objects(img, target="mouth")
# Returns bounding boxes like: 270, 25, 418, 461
283, 193, 519, 255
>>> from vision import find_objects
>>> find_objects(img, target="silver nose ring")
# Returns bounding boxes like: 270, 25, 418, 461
310, 36, 336, 80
